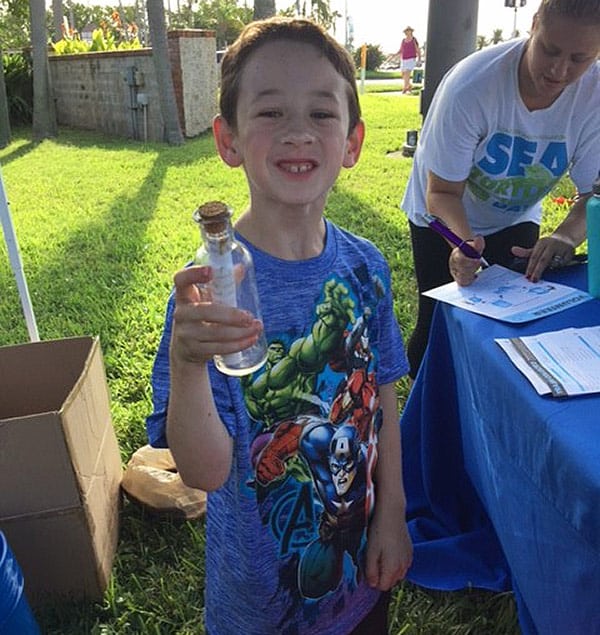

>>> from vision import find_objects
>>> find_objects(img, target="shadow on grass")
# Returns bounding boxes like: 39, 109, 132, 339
0, 138, 36, 165
7, 128, 215, 341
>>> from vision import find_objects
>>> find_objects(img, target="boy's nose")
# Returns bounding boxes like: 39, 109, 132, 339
281, 127, 315, 146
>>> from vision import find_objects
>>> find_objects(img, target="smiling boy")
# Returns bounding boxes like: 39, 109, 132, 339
146, 17, 413, 635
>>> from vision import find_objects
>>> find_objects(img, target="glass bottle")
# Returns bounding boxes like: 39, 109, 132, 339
193, 201, 268, 376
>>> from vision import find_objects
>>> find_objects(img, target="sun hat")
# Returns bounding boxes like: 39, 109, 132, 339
403, 26, 414, 33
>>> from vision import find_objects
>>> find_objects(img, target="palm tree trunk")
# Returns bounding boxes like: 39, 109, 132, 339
52, 0, 64, 42
29, 0, 58, 141
146, 0, 184, 145
0, 54, 11, 148
253, 0, 276, 20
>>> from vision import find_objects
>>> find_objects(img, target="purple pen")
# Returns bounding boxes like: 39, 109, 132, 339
424, 213, 490, 267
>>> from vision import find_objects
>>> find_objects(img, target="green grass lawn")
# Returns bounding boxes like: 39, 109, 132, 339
1, 93, 573, 633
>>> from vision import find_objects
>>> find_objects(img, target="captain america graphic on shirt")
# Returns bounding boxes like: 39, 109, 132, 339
241, 276, 383, 605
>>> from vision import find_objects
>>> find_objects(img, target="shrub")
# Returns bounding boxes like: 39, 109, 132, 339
52, 28, 142, 55
2, 52, 33, 124
52, 13, 142, 56
353, 43, 385, 72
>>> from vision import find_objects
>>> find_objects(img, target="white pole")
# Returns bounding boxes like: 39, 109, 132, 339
0, 167, 40, 342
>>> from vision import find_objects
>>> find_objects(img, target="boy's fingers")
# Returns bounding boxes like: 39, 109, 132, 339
173, 266, 212, 302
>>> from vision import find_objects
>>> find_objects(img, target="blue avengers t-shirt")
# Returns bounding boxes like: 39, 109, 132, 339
146, 220, 408, 634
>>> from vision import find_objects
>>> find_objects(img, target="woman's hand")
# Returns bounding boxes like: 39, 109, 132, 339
448, 235, 486, 286
511, 235, 575, 282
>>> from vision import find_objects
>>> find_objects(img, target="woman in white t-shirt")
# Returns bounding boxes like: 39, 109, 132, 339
401, 0, 600, 379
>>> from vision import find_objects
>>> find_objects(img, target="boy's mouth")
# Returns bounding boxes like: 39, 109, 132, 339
278, 161, 316, 174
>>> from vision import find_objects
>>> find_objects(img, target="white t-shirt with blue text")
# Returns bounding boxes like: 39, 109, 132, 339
402, 38, 600, 235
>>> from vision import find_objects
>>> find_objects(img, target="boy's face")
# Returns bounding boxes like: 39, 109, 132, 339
214, 40, 363, 209
520, 13, 599, 107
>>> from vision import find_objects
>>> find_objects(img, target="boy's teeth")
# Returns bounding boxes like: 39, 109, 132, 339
285, 163, 312, 173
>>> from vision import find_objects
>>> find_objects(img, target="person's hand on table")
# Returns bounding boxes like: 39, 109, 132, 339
511, 235, 575, 282
448, 235, 486, 286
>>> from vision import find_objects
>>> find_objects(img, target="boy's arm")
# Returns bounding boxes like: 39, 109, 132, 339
365, 382, 413, 590
167, 356, 233, 492
166, 265, 262, 491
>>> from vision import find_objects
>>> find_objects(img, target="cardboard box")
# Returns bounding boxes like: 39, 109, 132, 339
0, 336, 122, 607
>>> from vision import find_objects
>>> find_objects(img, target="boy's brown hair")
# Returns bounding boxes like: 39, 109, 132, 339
219, 17, 361, 134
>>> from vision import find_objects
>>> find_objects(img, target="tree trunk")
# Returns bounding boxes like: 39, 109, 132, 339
52, 0, 64, 42
253, 0, 276, 20
30, 0, 58, 141
146, 0, 184, 145
0, 53, 11, 149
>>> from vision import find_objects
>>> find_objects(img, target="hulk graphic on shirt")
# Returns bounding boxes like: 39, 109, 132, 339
241, 278, 356, 429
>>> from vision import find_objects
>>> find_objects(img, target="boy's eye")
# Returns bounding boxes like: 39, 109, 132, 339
312, 111, 335, 120
258, 110, 281, 118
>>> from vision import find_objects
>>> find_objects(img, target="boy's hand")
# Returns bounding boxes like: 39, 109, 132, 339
365, 506, 413, 591
171, 265, 264, 365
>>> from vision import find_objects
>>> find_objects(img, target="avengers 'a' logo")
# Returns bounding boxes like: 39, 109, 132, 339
270, 483, 318, 557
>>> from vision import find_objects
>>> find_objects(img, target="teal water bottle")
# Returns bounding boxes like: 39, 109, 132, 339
587, 174, 600, 298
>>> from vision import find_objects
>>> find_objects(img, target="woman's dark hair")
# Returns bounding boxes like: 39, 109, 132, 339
536, 0, 600, 24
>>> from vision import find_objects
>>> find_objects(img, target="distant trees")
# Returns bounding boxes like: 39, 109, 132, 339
476, 35, 489, 50
476, 28, 507, 49
353, 44, 384, 72
168, 0, 252, 49
0, 0, 30, 49
280, 0, 338, 32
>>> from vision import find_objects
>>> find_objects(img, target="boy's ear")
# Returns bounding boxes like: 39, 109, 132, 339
213, 115, 243, 167
343, 120, 365, 168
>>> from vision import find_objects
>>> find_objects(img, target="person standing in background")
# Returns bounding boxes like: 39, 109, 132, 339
398, 26, 421, 94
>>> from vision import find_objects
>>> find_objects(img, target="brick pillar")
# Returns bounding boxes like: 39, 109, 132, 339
167, 29, 217, 138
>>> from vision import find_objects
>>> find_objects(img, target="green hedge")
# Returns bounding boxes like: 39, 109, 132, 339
2, 52, 33, 124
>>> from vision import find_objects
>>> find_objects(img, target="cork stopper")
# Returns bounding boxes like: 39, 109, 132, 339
193, 201, 232, 234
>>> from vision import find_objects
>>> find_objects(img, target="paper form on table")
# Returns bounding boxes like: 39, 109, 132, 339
423, 264, 591, 323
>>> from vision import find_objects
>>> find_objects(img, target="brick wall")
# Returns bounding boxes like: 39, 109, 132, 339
48, 30, 218, 143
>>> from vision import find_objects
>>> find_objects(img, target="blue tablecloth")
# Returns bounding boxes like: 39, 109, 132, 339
401, 265, 600, 635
